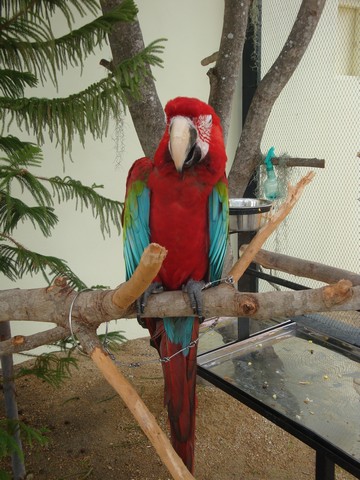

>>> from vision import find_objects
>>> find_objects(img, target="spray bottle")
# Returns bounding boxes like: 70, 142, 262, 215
263, 146, 279, 200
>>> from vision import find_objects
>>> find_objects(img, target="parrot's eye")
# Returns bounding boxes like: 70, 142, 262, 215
200, 114, 212, 126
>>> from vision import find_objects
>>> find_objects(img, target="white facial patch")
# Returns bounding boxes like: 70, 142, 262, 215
196, 114, 212, 159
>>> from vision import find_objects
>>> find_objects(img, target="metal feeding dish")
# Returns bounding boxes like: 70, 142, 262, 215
229, 198, 272, 232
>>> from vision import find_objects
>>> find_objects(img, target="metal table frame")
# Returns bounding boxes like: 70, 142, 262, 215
197, 322, 360, 480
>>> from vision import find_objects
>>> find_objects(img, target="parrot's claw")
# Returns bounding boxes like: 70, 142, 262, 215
137, 282, 164, 324
183, 279, 205, 321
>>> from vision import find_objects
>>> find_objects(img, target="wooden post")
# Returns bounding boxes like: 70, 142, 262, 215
75, 242, 195, 479
89, 345, 195, 480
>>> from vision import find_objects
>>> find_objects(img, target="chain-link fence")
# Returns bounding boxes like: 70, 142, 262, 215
258, 0, 359, 290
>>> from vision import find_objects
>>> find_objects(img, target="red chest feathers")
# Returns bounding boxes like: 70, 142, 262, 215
148, 167, 212, 290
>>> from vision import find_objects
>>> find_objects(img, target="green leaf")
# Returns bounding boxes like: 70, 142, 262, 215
17, 352, 79, 388
0, 194, 58, 236
0, 243, 87, 289
0, 70, 38, 98
44, 175, 123, 237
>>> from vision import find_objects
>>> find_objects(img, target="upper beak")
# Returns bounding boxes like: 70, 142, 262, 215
169, 116, 197, 172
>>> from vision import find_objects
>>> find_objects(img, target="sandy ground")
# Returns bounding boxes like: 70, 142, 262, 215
1, 337, 358, 480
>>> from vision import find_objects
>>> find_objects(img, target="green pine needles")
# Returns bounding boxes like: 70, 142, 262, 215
0, 0, 165, 155
0, 0, 165, 289
0, 135, 123, 289
0, 419, 48, 479
1, 1, 163, 475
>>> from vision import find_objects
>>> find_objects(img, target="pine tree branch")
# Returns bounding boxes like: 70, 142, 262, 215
0, 70, 38, 98
0, 136, 43, 166
0, 240, 86, 289
35, 175, 123, 237
0, 1, 138, 85
1, 170, 123, 237
0, 194, 58, 236
1, 38, 164, 155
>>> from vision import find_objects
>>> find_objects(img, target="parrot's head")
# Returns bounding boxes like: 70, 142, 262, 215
154, 97, 226, 174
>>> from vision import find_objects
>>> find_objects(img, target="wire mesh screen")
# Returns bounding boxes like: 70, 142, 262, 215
257, 0, 360, 291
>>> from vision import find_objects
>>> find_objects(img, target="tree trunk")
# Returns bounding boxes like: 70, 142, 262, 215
207, 0, 252, 140
100, 0, 165, 158
228, 0, 326, 197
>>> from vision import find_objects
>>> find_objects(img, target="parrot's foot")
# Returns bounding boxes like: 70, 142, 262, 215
183, 279, 205, 320
137, 282, 164, 326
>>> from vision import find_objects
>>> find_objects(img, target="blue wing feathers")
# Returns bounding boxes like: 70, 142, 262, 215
208, 181, 229, 282
123, 158, 152, 281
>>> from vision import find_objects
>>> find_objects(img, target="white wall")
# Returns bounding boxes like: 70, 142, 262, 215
1, 2, 242, 352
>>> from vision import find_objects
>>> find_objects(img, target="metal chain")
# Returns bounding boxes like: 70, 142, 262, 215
103, 316, 220, 368
68, 288, 223, 367
201, 275, 234, 290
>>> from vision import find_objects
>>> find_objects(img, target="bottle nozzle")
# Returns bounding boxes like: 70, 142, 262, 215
263, 147, 278, 200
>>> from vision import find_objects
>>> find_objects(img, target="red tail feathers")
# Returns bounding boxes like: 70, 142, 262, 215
149, 318, 199, 473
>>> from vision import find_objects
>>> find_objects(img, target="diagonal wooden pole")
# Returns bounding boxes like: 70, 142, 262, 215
75, 243, 195, 480
89, 344, 195, 480
229, 171, 315, 283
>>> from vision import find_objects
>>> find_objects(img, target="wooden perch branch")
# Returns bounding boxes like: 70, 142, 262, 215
0, 244, 167, 355
1, 283, 360, 356
240, 247, 360, 286
76, 331, 194, 480
229, 171, 315, 283
112, 243, 167, 309
271, 157, 325, 168
140, 281, 360, 320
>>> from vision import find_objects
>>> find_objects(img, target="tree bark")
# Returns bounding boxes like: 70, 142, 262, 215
100, 0, 165, 158
228, 0, 326, 197
207, 0, 252, 141
1, 281, 359, 357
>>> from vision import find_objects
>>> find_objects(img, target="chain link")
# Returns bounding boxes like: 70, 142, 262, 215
103, 316, 220, 368
201, 275, 234, 291
69, 289, 222, 368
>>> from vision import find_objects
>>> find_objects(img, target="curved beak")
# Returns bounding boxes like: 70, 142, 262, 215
169, 116, 197, 172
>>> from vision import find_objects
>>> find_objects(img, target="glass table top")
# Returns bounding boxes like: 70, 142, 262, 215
198, 322, 360, 462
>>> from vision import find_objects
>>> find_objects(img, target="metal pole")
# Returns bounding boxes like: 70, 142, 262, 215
0, 321, 26, 480
236, 1, 262, 339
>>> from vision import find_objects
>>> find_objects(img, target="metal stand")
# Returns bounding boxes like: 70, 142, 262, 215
316, 452, 335, 480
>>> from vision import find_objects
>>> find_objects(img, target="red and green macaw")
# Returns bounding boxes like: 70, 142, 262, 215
123, 97, 228, 473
